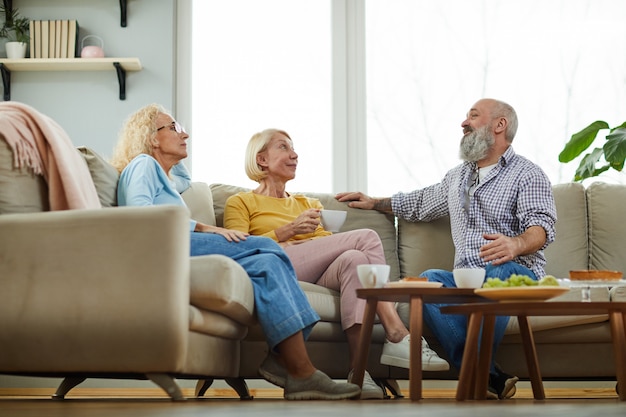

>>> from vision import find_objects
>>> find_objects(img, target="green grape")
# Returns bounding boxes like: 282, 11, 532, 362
482, 277, 508, 288
539, 275, 559, 286
507, 274, 537, 286
481, 274, 539, 288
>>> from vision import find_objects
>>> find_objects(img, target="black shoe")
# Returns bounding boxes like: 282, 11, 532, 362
487, 366, 518, 399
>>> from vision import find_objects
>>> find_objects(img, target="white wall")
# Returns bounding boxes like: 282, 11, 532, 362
2, 0, 177, 160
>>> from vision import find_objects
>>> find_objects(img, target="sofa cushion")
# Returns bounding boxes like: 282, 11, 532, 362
587, 182, 626, 274
210, 183, 402, 281
300, 282, 340, 322
189, 254, 256, 326
76, 146, 119, 207
544, 182, 588, 278
398, 216, 455, 277
0, 134, 49, 213
210, 183, 246, 227
181, 182, 216, 226
188, 305, 249, 340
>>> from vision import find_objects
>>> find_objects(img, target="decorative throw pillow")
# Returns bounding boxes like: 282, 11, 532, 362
0, 134, 49, 214
209, 183, 250, 227
181, 182, 217, 226
76, 146, 119, 207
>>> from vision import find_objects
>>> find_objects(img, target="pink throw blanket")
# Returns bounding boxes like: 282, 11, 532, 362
0, 101, 100, 210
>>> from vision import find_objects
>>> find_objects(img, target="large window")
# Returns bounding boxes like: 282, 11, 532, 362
190, 0, 332, 192
190, 1, 626, 195
365, 0, 626, 195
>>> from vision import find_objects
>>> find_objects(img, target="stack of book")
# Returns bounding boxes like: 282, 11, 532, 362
29, 20, 79, 59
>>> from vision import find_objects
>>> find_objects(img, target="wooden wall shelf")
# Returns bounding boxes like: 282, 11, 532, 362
0, 57, 142, 100
3, 0, 129, 27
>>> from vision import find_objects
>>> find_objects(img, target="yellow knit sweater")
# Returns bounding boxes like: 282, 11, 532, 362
224, 191, 332, 242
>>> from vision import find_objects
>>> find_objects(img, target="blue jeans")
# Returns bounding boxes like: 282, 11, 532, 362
190, 232, 320, 350
421, 262, 537, 375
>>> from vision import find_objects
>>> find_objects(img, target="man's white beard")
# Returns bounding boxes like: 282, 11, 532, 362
459, 125, 494, 162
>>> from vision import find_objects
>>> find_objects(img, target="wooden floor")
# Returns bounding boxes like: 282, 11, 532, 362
1, 388, 625, 417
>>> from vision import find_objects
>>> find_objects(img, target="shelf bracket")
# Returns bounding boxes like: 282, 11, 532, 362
119, 0, 127, 27
113, 62, 126, 100
1, 63, 11, 101
2, 0, 12, 17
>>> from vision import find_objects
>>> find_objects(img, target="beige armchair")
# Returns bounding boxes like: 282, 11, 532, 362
0, 138, 257, 400
0, 203, 258, 400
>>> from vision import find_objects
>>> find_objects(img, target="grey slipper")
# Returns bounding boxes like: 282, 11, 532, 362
284, 370, 361, 400
258, 352, 287, 388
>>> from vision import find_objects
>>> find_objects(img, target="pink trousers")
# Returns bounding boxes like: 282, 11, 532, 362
284, 229, 386, 330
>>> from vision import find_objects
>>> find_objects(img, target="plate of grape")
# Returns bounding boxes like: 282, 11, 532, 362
474, 274, 569, 302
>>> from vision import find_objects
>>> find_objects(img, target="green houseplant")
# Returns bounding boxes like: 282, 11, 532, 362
1, 5, 30, 58
558, 120, 626, 181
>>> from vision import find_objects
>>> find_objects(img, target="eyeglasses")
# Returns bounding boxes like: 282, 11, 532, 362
156, 121, 186, 134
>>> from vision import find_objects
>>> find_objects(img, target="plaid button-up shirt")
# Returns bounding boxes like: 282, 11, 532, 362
391, 146, 557, 278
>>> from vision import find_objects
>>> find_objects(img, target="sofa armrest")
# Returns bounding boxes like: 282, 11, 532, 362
190, 254, 256, 326
0, 205, 191, 373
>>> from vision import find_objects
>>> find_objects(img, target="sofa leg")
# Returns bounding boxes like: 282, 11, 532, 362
377, 378, 404, 399
51, 376, 87, 400
146, 373, 185, 401
225, 377, 253, 400
195, 378, 214, 397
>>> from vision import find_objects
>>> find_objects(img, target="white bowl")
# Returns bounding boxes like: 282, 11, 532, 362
453, 268, 486, 288
320, 209, 347, 232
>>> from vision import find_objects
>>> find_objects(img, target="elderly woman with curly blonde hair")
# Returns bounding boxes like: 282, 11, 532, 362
110, 104, 361, 401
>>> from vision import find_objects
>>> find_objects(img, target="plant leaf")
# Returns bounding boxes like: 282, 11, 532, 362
559, 120, 610, 163
603, 127, 626, 171
573, 148, 605, 181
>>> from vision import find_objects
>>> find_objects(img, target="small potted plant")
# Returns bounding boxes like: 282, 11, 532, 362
0, 5, 30, 59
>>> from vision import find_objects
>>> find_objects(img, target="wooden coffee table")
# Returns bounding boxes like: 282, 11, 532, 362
440, 301, 626, 401
353, 287, 485, 401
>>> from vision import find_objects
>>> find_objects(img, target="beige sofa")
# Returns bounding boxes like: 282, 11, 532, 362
2, 139, 625, 399
210, 181, 626, 387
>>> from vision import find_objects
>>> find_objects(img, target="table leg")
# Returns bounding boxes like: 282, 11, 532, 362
608, 311, 626, 401
352, 297, 378, 389
409, 296, 424, 401
474, 315, 495, 399
517, 315, 545, 400
456, 311, 483, 401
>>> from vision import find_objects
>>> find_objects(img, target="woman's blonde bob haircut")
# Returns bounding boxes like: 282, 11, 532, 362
110, 103, 169, 173
245, 128, 291, 182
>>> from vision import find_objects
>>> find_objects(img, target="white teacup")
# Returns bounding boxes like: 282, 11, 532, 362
357, 264, 391, 288
453, 268, 486, 288
320, 209, 347, 232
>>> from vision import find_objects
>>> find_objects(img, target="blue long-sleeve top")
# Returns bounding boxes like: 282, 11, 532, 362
117, 154, 196, 232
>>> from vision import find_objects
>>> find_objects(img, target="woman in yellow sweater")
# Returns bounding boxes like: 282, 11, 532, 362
224, 129, 449, 399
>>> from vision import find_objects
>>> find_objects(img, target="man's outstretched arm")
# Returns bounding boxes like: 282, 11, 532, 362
335, 191, 394, 214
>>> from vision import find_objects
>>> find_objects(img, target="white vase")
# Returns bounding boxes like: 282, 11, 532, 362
5, 42, 28, 59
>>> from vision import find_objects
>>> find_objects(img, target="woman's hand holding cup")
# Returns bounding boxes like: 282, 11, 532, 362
291, 209, 321, 235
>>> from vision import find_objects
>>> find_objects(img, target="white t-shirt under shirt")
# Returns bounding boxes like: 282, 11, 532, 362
468, 163, 497, 196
